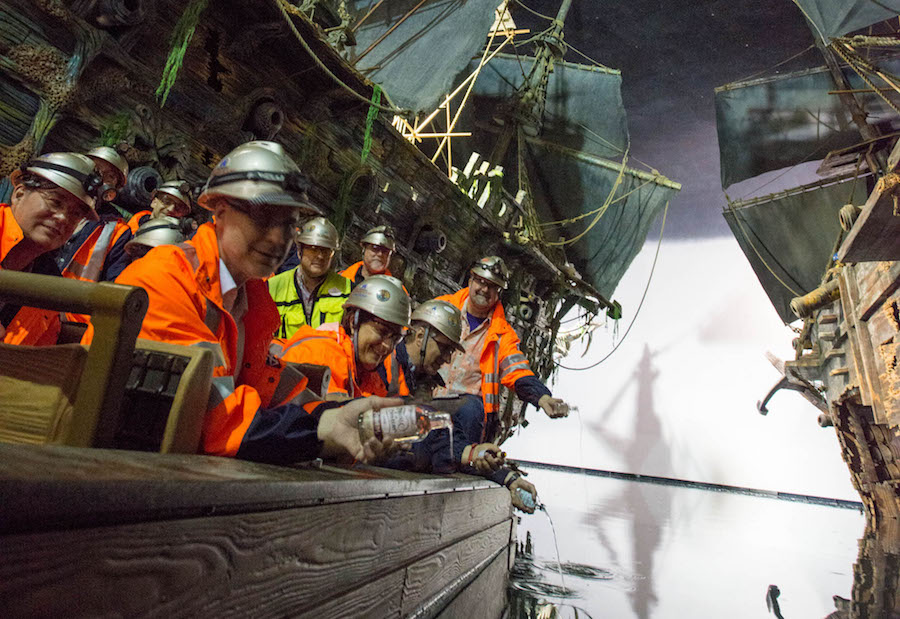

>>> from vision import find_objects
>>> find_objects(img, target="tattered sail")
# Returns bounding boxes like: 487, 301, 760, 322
454, 54, 678, 299
526, 140, 679, 299
715, 62, 900, 189
723, 173, 868, 323
792, 0, 900, 43
465, 53, 629, 160
346, 0, 499, 114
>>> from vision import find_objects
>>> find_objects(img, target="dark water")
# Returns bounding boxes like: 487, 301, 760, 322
506, 468, 871, 618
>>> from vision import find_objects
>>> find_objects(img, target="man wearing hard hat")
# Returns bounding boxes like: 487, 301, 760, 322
435, 256, 570, 444
1, 152, 103, 345
54, 146, 131, 285
273, 274, 411, 399
268, 217, 352, 338
340, 224, 396, 289
89, 141, 396, 464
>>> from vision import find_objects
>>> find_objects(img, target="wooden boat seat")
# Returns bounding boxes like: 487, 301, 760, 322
0, 343, 88, 445
0, 339, 214, 453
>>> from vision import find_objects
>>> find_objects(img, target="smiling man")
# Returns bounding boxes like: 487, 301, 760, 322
268, 217, 351, 338
340, 224, 395, 289
274, 274, 411, 400
1, 152, 101, 345
104, 141, 396, 464
435, 256, 570, 444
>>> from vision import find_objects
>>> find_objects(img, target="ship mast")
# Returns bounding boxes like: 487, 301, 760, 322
488, 0, 573, 164
811, 31, 886, 174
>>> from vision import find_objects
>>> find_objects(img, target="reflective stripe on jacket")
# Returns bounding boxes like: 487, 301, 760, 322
274, 324, 409, 398
268, 268, 351, 338
0, 205, 61, 346
95, 222, 319, 457
437, 287, 535, 417
58, 218, 132, 283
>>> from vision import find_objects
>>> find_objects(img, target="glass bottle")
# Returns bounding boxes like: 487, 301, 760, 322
358, 404, 451, 443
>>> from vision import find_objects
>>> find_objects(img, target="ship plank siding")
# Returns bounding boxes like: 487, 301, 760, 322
303, 522, 511, 619
434, 549, 510, 619
0, 479, 511, 617
400, 521, 510, 616
839, 261, 900, 428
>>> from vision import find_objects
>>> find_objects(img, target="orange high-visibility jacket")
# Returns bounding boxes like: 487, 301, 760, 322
274, 324, 409, 398
339, 261, 393, 288
125, 211, 151, 234
438, 287, 536, 416
0, 204, 61, 346
58, 218, 132, 283
100, 222, 322, 459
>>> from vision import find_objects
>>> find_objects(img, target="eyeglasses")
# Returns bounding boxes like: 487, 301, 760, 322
364, 243, 392, 255
470, 274, 501, 292
367, 318, 405, 347
432, 335, 457, 358
227, 199, 300, 230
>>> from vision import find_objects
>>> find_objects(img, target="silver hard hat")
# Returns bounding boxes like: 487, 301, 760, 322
471, 255, 509, 289
198, 140, 322, 215
411, 299, 465, 351
361, 225, 396, 251
86, 146, 129, 189
124, 216, 185, 257
152, 180, 191, 210
296, 216, 339, 250
345, 274, 410, 328
10, 152, 101, 220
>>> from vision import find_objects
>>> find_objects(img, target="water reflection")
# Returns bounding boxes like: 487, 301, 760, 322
584, 344, 670, 619
823, 524, 900, 619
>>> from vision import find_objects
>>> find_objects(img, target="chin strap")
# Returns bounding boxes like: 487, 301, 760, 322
350, 309, 360, 392
417, 325, 431, 375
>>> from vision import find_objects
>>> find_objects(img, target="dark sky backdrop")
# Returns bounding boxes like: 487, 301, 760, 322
510, 0, 820, 239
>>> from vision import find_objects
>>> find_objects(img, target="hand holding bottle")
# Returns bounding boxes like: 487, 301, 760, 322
538, 394, 569, 419
318, 396, 403, 463
509, 476, 538, 514
468, 443, 505, 473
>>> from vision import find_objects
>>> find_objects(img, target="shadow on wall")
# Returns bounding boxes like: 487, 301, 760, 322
584, 344, 672, 619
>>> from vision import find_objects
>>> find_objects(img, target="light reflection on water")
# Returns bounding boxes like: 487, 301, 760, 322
507, 468, 870, 618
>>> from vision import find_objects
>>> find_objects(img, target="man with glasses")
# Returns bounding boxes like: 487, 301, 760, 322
385, 298, 540, 511
2, 152, 103, 345
96, 141, 397, 464
435, 256, 570, 446
268, 217, 351, 338
340, 225, 395, 289
273, 275, 411, 399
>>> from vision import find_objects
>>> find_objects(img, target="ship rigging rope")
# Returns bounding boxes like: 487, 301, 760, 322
544, 149, 630, 246
273, 0, 412, 117
729, 45, 816, 85
726, 200, 803, 297
831, 41, 900, 117
556, 200, 668, 372
539, 176, 655, 227
512, 0, 555, 21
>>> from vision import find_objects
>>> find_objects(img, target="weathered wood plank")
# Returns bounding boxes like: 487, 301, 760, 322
400, 520, 511, 616
0, 487, 511, 617
434, 548, 509, 619
301, 522, 511, 619
0, 444, 506, 533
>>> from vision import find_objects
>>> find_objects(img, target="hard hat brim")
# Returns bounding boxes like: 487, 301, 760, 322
10, 167, 100, 221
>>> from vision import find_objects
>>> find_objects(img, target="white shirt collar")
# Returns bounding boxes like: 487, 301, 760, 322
219, 258, 237, 299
